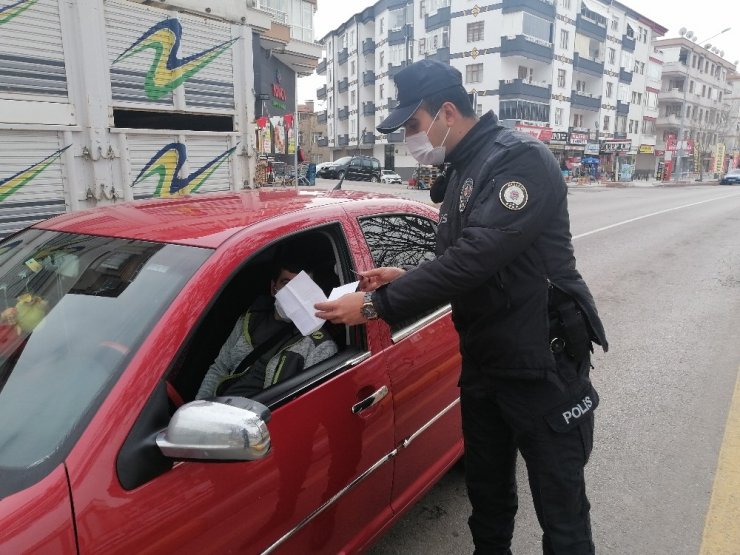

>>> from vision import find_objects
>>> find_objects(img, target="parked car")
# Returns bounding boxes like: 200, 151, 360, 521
380, 169, 403, 184
316, 155, 382, 182
719, 168, 740, 185
0, 189, 462, 554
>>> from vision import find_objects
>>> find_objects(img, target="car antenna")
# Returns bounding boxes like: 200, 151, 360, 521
333, 127, 367, 191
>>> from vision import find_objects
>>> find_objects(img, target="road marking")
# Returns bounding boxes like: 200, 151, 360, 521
700, 365, 740, 554
573, 192, 740, 240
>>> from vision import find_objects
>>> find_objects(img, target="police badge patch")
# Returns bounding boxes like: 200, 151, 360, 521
459, 178, 474, 212
499, 181, 528, 210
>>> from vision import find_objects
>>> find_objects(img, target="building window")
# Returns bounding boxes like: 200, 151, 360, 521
379, 18, 384, 34
575, 79, 586, 93
466, 63, 483, 84
350, 90, 355, 104
554, 107, 563, 126
573, 113, 583, 127
611, 16, 619, 31
350, 60, 355, 75
518, 65, 533, 82
522, 12, 552, 44
379, 83, 384, 99
608, 48, 616, 65
602, 115, 610, 131
467, 21, 484, 42
420, 0, 425, 17
389, 7, 406, 30
606, 81, 613, 98
476, 103, 483, 117
562, 0, 571, 8
557, 69, 567, 88
499, 99, 550, 123
379, 51, 384, 67
560, 29, 569, 49
418, 38, 426, 55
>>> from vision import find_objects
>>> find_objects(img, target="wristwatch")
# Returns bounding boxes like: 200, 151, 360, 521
360, 292, 378, 320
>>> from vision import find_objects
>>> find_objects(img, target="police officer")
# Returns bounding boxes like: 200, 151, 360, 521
315, 59, 608, 554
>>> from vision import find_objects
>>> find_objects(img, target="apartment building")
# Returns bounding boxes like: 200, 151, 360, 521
317, 0, 666, 180
297, 101, 331, 163
653, 37, 737, 178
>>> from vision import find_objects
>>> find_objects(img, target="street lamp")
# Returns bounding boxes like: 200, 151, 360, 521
674, 27, 732, 181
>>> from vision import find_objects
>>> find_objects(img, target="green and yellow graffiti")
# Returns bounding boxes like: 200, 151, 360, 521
0, 146, 70, 203
0, 0, 39, 27
133, 142, 235, 198
113, 18, 237, 100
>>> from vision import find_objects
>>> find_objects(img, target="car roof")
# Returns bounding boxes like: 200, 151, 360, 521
35, 189, 414, 248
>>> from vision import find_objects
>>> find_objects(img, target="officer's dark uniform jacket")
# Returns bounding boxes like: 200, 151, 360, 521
372, 111, 608, 387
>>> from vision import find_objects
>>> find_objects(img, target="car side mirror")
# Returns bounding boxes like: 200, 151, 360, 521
156, 397, 271, 461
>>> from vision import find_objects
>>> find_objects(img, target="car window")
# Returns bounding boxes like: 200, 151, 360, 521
358, 215, 444, 333
372, 160, 381, 170
334, 157, 352, 165
170, 224, 366, 409
0, 229, 209, 497
350, 159, 362, 167
362, 159, 372, 168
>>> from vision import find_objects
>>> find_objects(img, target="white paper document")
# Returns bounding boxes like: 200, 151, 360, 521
274, 271, 360, 336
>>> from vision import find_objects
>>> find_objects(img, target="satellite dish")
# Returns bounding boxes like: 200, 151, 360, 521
692, 37, 698, 42
704, 43, 711, 49
720, 50, 725, 58
679, 27, 687, 36
685, 30, 694, 39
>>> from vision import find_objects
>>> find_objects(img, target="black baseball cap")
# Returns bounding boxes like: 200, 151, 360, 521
377, 59, 465, 134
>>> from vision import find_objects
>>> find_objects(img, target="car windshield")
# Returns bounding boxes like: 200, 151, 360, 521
333, 157, 353, 165
382, 170, 394, 175
0, 229, 209, 497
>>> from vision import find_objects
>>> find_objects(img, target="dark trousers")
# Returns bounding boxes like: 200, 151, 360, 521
461, 354, 597, 555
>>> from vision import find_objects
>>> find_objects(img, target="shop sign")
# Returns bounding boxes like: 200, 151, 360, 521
638, 144, 655, 155
568, 132, 588, 146
584, 142, 600, 155
654, 149, 665, 157
272, 82, 288, 101
515, 123, 553, 143
665, 135, 694, 154
600, 140, 631, 153
550, 131, 568, 145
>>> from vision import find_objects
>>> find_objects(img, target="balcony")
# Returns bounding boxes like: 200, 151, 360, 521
317, 111, 327, 124
573, 53, 604, 77
502, 0, 555, 20
387, 129, 405, 143
337, 107, 349, 120
425, 6, 451, 31
500, 35, 553, 63
661, 61, 689, 77
570, 92, 602, 111
338, 134, 349, 146
362, 70, 376, 87
362, 38, 376, 55
316, 85, 327, 100
388, 98, 400, 110
317, 59, 327, 75
616, 101, 629, 115
257, 3, 288, 24
660, 88, 687, 103
619, 68, 632, 84
656, 114, 683, 128
316, 136, 328, 147
426, 47, 451, 64
337, 78, 349, 93
622, 34, 635, 52
363, 102, 376, 116
338, 48, 348, 66
576, 14, 607, 41
388, 25, 413, 46
388, 61, 410, 78
362, 131, 376, 144
499, 79, 551, 101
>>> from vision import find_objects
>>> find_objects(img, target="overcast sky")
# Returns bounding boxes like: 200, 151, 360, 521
298, 0, 740, 103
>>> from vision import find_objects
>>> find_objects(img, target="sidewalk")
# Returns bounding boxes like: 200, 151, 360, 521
567, 178, 720, 188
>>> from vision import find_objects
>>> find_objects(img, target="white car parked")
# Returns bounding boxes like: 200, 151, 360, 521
380, 170, 403, 184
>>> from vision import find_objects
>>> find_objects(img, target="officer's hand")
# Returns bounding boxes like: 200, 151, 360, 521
315, 292, 367, 325
358, 267, 405, 292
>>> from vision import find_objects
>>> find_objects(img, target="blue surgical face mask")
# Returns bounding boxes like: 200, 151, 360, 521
405, 109, 451, 166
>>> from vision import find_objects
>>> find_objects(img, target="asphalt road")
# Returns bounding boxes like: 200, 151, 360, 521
314, 180, 740, 555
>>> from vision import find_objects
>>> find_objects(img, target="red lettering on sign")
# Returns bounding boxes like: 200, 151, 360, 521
272, 83, 287, 101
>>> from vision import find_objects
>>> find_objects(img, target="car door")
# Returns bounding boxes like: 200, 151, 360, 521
347, 158, 363, 181
65, 221, 396, 554
351, 209, 464, 513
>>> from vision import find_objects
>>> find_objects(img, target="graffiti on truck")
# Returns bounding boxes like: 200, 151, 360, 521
0, 0, 38, 27
133, 142, 236, 198
113, 18, 237, 100
0, 146, 70, 203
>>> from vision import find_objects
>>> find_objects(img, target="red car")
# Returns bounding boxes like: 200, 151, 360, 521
0, 189, 462, 554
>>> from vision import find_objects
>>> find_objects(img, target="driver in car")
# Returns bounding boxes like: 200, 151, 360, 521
196, 244, 338, 400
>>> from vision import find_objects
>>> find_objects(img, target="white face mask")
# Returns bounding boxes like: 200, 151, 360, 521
405, 109, 451, 166
273, 296, 292, 323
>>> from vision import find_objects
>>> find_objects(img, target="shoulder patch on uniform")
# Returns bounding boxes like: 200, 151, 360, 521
499, 181, 528, 211
459, 178, 474, 212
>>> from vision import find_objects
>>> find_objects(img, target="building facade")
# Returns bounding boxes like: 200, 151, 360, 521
298, 100, 331, 163
317, 0, 666, 181
653, 37, 737, 179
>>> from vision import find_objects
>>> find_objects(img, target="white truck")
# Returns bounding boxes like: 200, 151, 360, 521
0, 0, 315, 237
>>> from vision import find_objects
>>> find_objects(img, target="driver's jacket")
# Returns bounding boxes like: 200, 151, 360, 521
372, 112, 607, 388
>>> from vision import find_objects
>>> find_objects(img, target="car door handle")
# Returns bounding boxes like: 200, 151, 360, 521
352, 385, 388, 414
